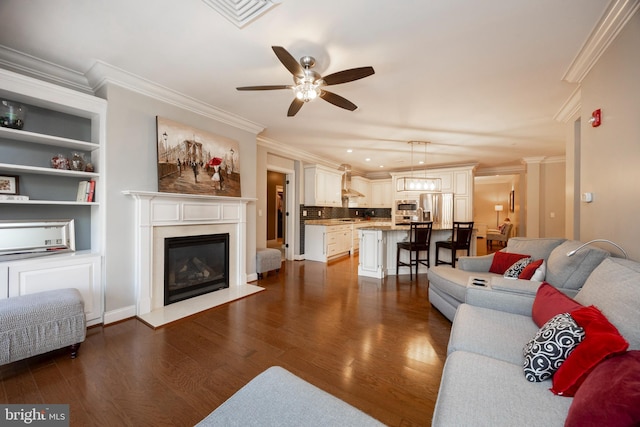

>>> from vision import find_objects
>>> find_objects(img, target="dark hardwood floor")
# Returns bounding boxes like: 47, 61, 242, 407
1, 255, 452, 426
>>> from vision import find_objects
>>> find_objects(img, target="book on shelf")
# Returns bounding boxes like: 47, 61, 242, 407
86, 180, 96, 202
76, 180, 89, 202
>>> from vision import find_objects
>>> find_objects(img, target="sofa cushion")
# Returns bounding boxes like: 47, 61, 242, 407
551, 305, 629, 396
523, 313, 585, 382
575, 257, 640, 350
504, 237, 566, 261
565, 351, 640, 427
448, 304, 538, 365
432, 351, 573, 427
519, 259, 544, 280
545, 241, 609, 291
489, 252, 530, 275
504, 257, 532, 278
531, 282, 583, 327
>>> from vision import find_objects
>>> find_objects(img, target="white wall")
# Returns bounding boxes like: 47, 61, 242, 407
568, 11, 640, 260
98, 84, 258, 315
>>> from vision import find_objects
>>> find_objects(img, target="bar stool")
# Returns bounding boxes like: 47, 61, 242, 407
435, 221, 474, 268
396, 221, 433, 280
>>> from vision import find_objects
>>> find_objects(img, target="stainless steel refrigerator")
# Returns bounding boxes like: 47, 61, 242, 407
418, 192, 454, 228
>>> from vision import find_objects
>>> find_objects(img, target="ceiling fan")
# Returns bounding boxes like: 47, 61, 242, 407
236, 46, 375, 117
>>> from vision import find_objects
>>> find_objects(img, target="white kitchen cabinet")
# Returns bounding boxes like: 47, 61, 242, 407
370, 179, 392, 208
3, 252, 103, 325
305, 224, 352, 262
350, 176, 371, 207
304, 165, 343, 207
358, 228, 384, 278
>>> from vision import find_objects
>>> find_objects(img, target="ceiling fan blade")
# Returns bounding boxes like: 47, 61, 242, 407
272, 46, 304, 77
322, 66, 375, 86
236, 85, 292, 91
287, 98, 304, 117
320, 90, 357, 111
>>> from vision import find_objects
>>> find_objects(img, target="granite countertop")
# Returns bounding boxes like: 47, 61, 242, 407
357, 224, 454, 231
305, 218, 392, 226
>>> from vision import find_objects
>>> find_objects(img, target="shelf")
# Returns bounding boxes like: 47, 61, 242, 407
0, 200, 98, 206
0, 162, 99, 178
0, 126, 97, 151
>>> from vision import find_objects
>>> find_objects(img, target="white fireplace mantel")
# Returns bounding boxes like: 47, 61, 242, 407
124, 190, 259, 325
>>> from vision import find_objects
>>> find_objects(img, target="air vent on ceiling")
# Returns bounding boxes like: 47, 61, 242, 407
202, 0, 282, 28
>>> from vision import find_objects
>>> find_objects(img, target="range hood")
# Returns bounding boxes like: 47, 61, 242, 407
340, 164, 365, 198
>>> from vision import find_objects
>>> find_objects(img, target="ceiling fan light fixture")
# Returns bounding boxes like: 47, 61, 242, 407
293, 80, 320, 102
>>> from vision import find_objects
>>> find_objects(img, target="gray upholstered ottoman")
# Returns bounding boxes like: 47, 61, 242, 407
256, 248, 282, 279
0, 288, 86, 365
196, 366, 384, 426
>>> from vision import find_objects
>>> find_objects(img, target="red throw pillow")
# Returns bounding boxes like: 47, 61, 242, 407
488, 252, 530, 275
565, 351, 640, 427
531, 282, 583, 327
551, 305, 629, 396
519, 259, 544, 280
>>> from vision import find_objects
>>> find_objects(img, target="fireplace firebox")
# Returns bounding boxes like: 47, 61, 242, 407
164, 233, 229, 305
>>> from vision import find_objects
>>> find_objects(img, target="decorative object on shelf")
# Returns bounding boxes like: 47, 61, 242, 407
70, 152, 86, 171
396, 141, 441, 192
0, 175, 19, 195
0, 100, 25, 129
84, 162, 94, 172
494, 204, 504, 227
51, 153, 70, 170
156, 116, 241, 197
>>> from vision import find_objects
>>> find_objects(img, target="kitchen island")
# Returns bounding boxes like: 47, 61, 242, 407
304, 219, 392, 262
357, 224, 477, 278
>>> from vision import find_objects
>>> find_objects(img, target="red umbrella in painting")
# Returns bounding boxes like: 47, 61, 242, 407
208, 157, 223, 166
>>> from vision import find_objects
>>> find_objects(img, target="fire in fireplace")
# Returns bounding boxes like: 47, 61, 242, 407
164, 233, 229, 305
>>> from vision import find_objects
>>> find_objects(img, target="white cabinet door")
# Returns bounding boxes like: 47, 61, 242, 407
8, 253, 103, 325
370, 179, 392, 208
304, 165, 343, 207
350, 176, 370, 207
358, 229, 384, 278
324, 171, 343, 206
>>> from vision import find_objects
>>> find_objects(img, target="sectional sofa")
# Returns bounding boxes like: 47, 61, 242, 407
429, 239, 640, 426
427, 238, 610, 321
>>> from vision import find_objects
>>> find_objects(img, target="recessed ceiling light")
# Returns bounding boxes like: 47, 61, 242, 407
379, 165, 384, 168
365, 158, 371, 162
418, 161, 424, 164
347, 149, 353, 153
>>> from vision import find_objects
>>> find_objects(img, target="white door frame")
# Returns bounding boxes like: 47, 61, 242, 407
267, 166, 295, 261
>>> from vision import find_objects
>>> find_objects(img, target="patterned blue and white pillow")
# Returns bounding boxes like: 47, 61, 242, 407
523, 313, 585, 382
504, 257, 532, 278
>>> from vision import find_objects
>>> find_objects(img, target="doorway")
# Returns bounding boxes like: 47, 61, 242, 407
267, 171, 286, 258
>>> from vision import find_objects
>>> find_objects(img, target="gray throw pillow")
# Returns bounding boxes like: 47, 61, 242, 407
523, 313, 585, 382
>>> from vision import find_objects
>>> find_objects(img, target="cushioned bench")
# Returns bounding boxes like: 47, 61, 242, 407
0, 288, 86, 365
256, 248, 282, 279
196, 366, 384, 426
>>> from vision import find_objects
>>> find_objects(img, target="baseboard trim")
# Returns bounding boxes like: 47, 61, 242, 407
104, 305, 137, 325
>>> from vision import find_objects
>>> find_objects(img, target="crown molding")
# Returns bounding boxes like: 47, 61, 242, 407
475, 164, 526, 177
85, 61, 264, 135
257, 136, 346, 171
0, 45, 93, 94
554, 87, 582, 123
562, 0, 640, 83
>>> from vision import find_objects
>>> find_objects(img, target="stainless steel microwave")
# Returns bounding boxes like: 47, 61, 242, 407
395, 199, 418, 213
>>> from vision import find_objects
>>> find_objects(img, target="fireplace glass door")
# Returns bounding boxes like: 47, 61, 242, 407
164, 233, 229, 305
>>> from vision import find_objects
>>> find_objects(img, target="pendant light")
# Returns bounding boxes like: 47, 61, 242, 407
396, 141, 442, 192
